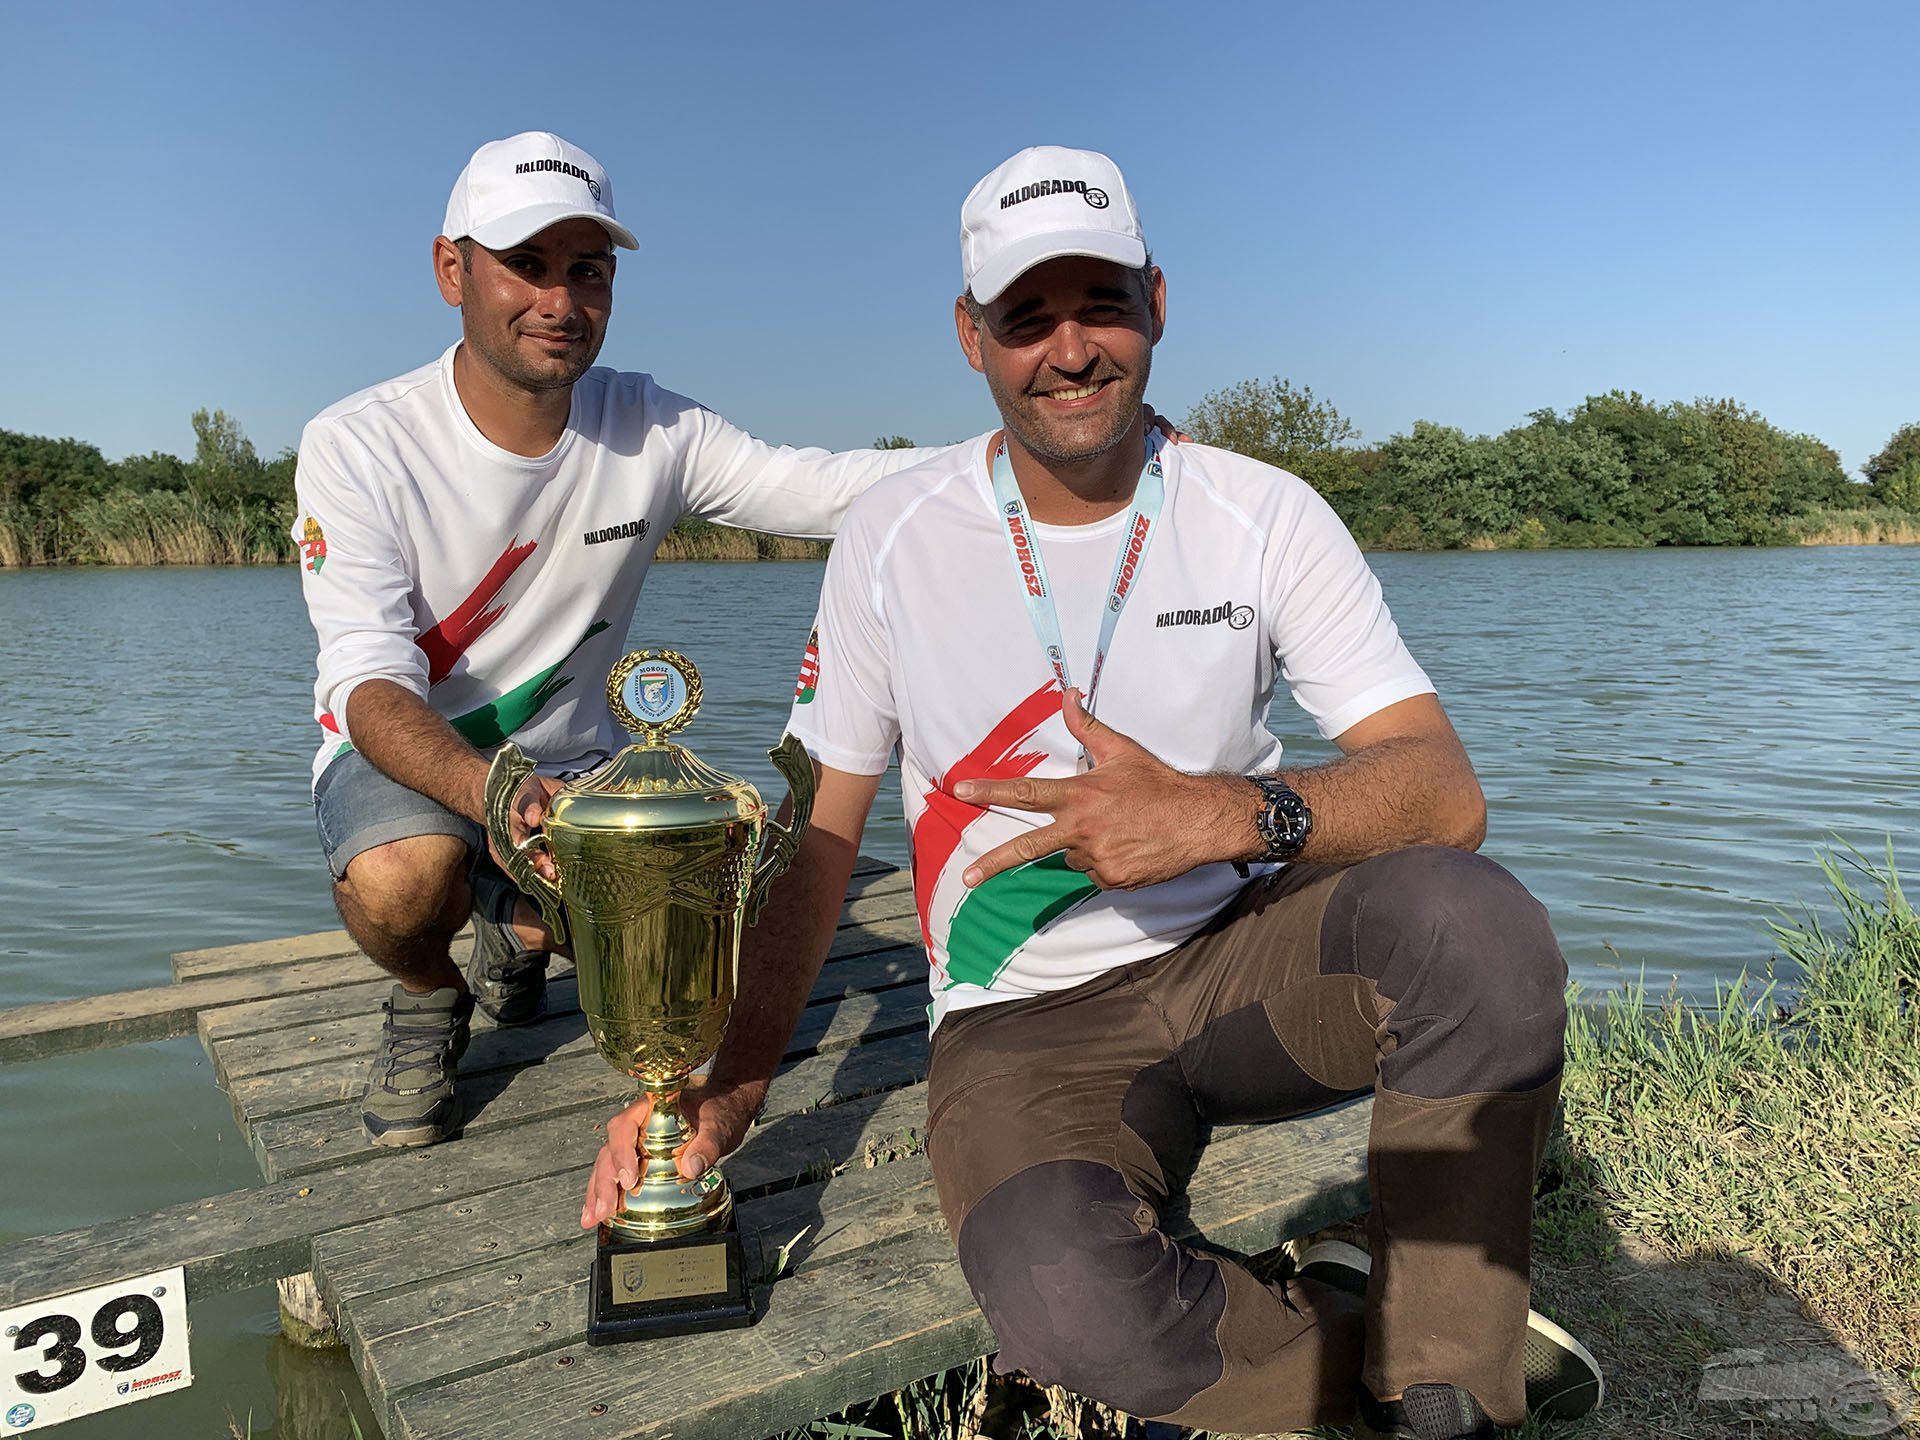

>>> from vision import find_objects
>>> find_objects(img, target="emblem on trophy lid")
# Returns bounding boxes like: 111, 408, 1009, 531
607, 649, 702, 742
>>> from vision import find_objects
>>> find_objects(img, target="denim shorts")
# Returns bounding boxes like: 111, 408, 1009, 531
312, 749, 485, 881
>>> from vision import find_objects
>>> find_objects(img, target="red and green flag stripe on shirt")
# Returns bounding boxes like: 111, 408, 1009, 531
417, 538, 538, 684
911, 679, 1101, 991
319, 538, 608, 756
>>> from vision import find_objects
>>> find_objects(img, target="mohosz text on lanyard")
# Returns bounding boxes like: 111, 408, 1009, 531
989, 432, 1165, 767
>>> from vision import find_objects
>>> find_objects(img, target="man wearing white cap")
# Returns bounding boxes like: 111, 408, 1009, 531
582, 146, 1603, 1439
294, 132, 991, 1152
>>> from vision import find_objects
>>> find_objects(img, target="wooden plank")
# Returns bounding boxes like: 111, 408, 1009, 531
248, 1022, 931, 1182
313, 1085, 933, 1306
173, 863, 908, 984
219, 970, 924, 1130
383, 1097, 1372, 1440
211, 952, 922, 1090
223, 925, 924, 1167
0, 1105, 607, 1310
222, 968, 927, 1131
200, 976, 398, 1046
215, 979, 583, 1084
390, 1222, 985, 1440
0, 1051, 936, 1314
198, 902, 919, 1058
171, 929, 365, 981
342, 1156, 946, 1402
209, 966, 582, 1090
201, 934, 921, 1121
784, 983, 925, 1057
0, 954, 417, 1066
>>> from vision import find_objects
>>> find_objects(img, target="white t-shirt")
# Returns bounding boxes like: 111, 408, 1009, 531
784, 433, 1435, 1031
294, 343, 946, 788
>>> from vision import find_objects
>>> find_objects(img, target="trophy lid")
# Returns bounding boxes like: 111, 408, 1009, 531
542, 650, 766, 833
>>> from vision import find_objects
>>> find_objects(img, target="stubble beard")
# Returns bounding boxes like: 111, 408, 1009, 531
467, 318, 604, 394
988, 358, 1152, 468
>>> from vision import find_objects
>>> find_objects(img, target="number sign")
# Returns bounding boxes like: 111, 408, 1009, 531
2, 1267, 190, 1429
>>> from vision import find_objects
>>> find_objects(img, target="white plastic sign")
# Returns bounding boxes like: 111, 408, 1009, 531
2, 1267, 191, 1431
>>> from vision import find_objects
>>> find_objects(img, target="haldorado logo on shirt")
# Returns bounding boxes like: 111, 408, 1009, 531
794, 627, 820, 704
584, 518, 649, 546
300, 517, 327, 574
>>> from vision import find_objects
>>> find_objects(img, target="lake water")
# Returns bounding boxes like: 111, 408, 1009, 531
1, 547, 1915, 1436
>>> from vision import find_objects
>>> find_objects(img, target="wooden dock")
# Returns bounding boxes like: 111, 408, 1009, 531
0, 856, 1372, 1439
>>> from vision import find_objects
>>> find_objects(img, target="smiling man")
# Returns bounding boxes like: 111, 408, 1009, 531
293, 132, 966, 1152
581, 146, 1604, 1439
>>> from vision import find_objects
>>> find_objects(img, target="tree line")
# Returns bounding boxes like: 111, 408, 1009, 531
1183, 381, 1920, 549
2, 398, 1916, 566
0, 410, 294, 565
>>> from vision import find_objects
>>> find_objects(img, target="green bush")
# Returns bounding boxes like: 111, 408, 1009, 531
0, 410, 295, 565
1185, 380, 1871, 549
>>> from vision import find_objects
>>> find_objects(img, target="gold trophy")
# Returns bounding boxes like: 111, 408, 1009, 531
482, 649, 813, 1345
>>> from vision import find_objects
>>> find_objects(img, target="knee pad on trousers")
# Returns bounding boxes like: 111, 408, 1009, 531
955, 1159, 1226, 1418
1329, 846, 1569, 1096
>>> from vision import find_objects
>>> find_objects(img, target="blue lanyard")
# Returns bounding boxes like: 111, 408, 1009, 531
989, 433, 1166, 722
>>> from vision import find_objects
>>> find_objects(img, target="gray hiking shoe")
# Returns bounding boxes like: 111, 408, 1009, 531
1295, 1239, 1605, 1433
362, 984, 473, 1147
464, 909, 549, 1026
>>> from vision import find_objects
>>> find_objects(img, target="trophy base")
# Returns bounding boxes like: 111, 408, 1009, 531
587, 1221, 754, 1345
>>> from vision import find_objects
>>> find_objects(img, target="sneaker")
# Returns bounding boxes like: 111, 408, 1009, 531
465, 905, 549, 1027
1294, 1239, 1605, 1432
1356, 1383, 1493, 1439
362, 984, 473, 1147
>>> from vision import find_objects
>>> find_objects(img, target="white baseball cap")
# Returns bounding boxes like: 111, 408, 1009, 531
443, 131, 638, 252
961, 146, 1146, 304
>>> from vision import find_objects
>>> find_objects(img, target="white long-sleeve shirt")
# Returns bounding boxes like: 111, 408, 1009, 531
293, 343, 943, 788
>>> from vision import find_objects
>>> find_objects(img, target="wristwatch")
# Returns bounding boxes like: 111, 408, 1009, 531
1243, 775, 1313, 865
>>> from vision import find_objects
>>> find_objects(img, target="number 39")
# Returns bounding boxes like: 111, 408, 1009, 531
12, 1295, 164, 1395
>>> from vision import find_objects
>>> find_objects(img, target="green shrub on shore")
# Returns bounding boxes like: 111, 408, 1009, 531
0, 410, 296, 566
1185, 384, 1915, 552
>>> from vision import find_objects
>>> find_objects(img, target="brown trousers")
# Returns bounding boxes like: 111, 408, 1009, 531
925, 846, 1566, 1432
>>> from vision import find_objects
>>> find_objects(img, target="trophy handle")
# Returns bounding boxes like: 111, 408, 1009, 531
482, 742, 569, 947
746, 734, 816, 926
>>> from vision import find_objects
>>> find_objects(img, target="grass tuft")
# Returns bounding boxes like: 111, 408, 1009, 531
1551, 845, 1918, 1373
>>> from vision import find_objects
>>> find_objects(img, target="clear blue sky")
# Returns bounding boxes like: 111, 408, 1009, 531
3, 1, 1913, 473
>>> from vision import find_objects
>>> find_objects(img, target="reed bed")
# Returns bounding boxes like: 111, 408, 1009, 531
1785, 506, 1920, 546
0, 492, 290, 566
653, 517, 830, 562
0, 499, 834, 567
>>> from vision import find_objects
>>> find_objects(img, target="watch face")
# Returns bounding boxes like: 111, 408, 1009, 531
1255, 779, 1311, 859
